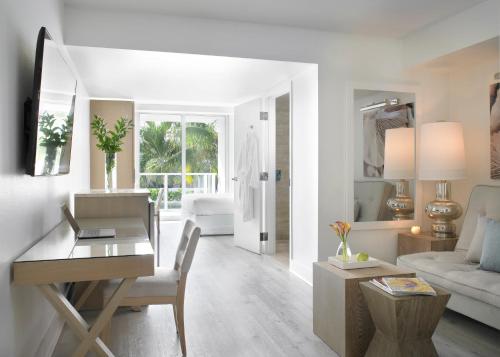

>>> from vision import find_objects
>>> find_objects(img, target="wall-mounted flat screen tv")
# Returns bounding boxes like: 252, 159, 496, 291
25, 27, 77, 176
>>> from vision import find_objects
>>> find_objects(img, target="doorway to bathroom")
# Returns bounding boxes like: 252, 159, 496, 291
272, 93, 291, 267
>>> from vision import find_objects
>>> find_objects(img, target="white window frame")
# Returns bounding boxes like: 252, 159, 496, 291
134, 109, 228, 210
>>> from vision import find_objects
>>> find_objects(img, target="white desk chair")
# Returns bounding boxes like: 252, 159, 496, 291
104, 219, 201, 356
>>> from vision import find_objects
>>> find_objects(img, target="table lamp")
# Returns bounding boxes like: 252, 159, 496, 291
419, 121, 466, 238
384, 127, 415, 220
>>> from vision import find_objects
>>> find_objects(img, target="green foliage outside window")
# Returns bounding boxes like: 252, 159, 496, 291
139, 121, 218, 174
139, 119, 219, 205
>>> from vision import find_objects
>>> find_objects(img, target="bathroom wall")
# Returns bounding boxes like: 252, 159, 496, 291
275, 93, 290, 241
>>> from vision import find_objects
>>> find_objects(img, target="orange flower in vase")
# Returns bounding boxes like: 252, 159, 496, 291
330, 221, 352, 262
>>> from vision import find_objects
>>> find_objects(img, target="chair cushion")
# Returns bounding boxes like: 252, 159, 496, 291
397, 251, 500, 309
480, 220, 500, 273
104, 267, 179, 300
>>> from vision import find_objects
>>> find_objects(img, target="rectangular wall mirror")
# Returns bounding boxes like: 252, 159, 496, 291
352, 89, 416, 223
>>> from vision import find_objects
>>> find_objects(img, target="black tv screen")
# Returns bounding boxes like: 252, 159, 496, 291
25, 27, 77, 176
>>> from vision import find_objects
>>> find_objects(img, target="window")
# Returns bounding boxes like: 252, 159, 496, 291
137, 113, 226, 210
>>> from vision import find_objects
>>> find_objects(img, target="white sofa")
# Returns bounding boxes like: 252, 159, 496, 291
354, 181, 394, 221
397, 185, 500, 330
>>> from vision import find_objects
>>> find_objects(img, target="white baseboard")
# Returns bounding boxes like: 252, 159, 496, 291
35, 312, 65, 357
290, 259, 313, 285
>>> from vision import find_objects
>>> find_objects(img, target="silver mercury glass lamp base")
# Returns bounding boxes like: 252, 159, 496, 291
425, 180, 463, 238
386, 180, 414, 221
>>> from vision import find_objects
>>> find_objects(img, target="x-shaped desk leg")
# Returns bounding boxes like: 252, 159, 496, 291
39, 277, 136, 357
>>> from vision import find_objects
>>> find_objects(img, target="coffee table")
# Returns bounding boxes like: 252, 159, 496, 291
360, 281, 450, 357
313, 261, 415, 357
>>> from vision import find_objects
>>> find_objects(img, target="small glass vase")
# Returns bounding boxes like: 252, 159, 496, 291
105, 152, 117, 191
43, 145, 58, 175
336, 241, 352, 262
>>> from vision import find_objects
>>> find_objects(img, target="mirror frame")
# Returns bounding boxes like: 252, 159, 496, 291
345, 81, 422, 230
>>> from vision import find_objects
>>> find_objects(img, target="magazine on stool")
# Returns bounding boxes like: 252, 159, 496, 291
370, 277, 437, 296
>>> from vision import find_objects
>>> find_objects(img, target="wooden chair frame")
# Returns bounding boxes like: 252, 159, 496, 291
103, 220, 199, 356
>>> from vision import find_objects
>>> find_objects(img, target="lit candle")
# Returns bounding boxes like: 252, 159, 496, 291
411, 226, 421, 235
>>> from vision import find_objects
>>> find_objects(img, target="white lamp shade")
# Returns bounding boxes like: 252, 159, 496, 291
419, 121, 466, 180
384, 128, 415, 179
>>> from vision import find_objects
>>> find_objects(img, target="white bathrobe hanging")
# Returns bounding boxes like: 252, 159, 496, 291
236, 130, 260, 221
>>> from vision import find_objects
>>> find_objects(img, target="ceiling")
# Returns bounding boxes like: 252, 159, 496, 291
64, 0, 486, 38
68, 46, 311, 105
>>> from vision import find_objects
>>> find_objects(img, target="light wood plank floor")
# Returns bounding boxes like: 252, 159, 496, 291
274, 240, 289, 267
54, 222, 500, 357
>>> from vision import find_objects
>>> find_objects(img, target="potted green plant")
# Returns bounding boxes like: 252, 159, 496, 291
91, 115, 134, 190
39, 111, 73, 175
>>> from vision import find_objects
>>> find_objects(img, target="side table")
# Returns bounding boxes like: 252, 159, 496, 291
360, 281, 450, 357
313, 261, 415, 357
398, 232, 458, 256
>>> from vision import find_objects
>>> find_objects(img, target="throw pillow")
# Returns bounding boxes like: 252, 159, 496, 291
479, 220, 500, 273
466, 214, 490, 263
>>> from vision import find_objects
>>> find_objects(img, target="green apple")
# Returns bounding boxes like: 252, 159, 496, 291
356, 252, 369, 262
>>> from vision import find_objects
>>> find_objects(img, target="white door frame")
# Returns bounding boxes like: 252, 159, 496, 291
263, 80, 292, 257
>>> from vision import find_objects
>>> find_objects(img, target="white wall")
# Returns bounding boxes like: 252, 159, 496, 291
402, 0, 500, 68
135, 102, 233, 115
290, 67, 319, 281
0, 1, 90, 356
412, 46, 500, 232
62, 5, 410, 283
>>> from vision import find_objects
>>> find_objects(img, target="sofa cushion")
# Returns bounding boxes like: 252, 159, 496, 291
354, 181, 394, 221
457, 186, 500, 251
466, 214, 490, 263
480, 220, 500, 273
397, 251, 500, 309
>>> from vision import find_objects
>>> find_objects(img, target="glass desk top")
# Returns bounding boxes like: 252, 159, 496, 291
15, 217, 153, 263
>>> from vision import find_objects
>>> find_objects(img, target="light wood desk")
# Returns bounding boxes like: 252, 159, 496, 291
12, 217, 154, 357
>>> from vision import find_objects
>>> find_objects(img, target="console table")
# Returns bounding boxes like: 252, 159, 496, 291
12, 217, 154, 357
74, 189, 154, 241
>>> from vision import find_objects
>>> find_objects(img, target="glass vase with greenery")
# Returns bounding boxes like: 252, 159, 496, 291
39, 111, 73, 175
91, 115, 134, 190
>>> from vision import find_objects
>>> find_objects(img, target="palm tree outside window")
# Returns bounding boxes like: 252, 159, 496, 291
138, 113, 225, 210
